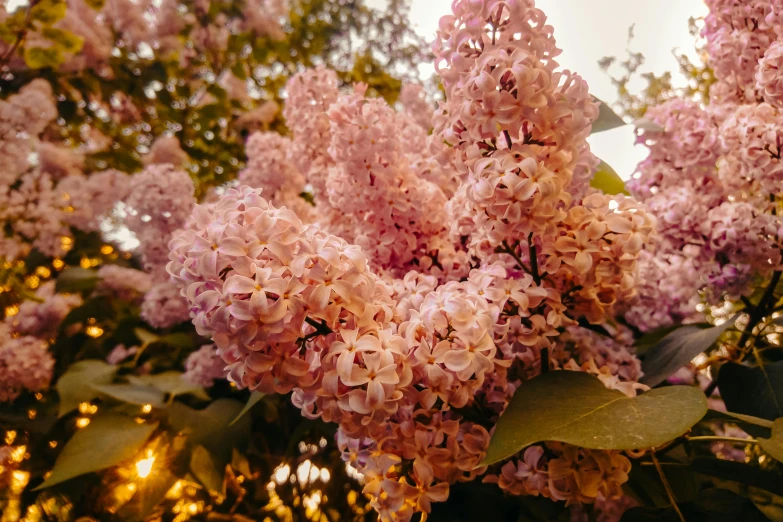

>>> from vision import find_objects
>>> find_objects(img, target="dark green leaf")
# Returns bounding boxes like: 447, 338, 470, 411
718, 361, 783, 421
691, 457, 783, 496
190, 445, 225, 495
590, 160, 629, 196
230, 391, 264, 426
55, 267, 101, 293
56, 360, 117, 417
90, 383, 166, 408
483, 371, 707, 466
621, 488, 768, 522
759, 418, 783, 462
168, 399, 250, 463
700, 409, 773, 434
591, 97, 626, 133
634, 324, 685, 357
35, 413, 157, 489
641, 318, 736, 387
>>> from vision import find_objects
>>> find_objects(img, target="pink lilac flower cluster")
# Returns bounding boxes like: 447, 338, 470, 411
167, 1, 658, 519
0, 324, 55, 403
1, 0, 289, 73
626, 0, 783, 331
239, 131, 315, 221
123, 163, 196, 280
183, 344, 226, 387
4, 282, 82, 340
96, 265, 153, 302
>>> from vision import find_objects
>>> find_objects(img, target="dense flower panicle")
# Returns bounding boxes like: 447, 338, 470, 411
37, 142, 85, 180
143, 135, 190, 167
757, 41, 783, 107
283, 67, 341, 195
183, 344, 226, 387
703, 0, 780, 102
239, 132, 315, 220
141, 281, 192, 330
97, 265, 154, 301
124, 164, 196, 278
0, 328, 55, 403
399, 83, 433, 131
4, 282, 82, 339
162, 0, 660, 517
57, 169, 131, 233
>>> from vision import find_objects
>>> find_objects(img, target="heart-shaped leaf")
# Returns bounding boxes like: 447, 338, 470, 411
641, 318, 736, 387
128, 372, 209, 400
759, 418, 783, 463
56, 360, 117, 417
35, 413, 157, 489
590, 160, 629, 196
482, 371, 707, 466
91, 383, 166, 408
591, 96, 626, 133
717, 361, 783, 421
168, 399, 250, 463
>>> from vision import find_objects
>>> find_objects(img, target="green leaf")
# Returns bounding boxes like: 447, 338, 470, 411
482, 371, 707, 466
190, 445, 225, 495
691, 457, 783, 496
30, 0, 67, 25
620, 488, 768, 522
134, 328, 160, 346
759, 418, 783, 462
24, 46, 62, 71
590, 160, 629, 196
641, 318, 737, 387
90, 383, 166, 408
591, 97, 626, 133
84, 0, 106, 9
41, 27, 84, 54
56, 360, 117, 417
35, 413, 157, 489
632, 117, 664, 133
55, 267, 101, 293
127, 372, 210, 401
633, 324, 683, 357
717, 361, 783, 421
230, 391, 264, 426
168, 399, 250, 463
700, 409, 773, 439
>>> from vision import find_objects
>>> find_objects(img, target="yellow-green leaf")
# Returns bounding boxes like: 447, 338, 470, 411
230, 391, 264, 426
35, 414, 157, 489
90, 383, 166, 408
482, 371, 707, 466
590, 160, 629, 196
190, 445, 225, 495
41, 27, 84, 54
128, 372, 210, 400
56, 360, 117, 417
30, 0, 67, 25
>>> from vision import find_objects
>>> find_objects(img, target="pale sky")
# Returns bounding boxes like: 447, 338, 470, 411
404, 0, 709, 179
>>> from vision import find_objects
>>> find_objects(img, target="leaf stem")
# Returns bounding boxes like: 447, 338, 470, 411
651, 450, 687, 522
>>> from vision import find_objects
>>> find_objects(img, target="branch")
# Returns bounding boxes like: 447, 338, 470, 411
651, 451, 687, 522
